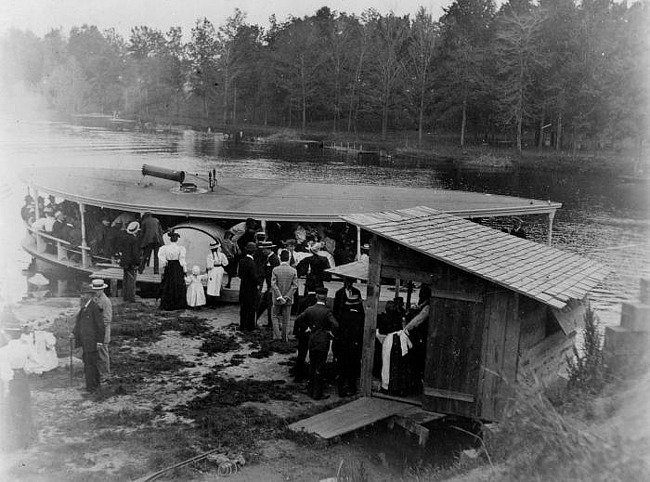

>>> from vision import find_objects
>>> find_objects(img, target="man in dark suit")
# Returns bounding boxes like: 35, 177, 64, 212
255, 240, 280, 327
293, 287, 338, 400
237, 242, 259, 331
271, 250, 298, 341
296, 243, 331, 296
73, 287, 105, 393
118, 221, 141, 302
138, 212, 164, 274
290, 289, 317, 382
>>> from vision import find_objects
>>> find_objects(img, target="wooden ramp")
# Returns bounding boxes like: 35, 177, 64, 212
288, 397, 409, 440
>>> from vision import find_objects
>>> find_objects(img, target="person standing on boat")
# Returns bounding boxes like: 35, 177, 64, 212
158, 230, 187, 310
206, 239, 228, 305
138, 212, 164, 274
119, 221, 141, 303
221, 230, 240, 289
270, 250, 298, 341
293, 287, 338, 400
237, 242, 259, 331
296, 243, 331, 296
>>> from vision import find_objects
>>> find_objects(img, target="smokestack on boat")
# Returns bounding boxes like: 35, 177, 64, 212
142, 164, 186, 184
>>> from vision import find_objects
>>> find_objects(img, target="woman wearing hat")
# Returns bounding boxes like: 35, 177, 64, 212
157, 230, 187, 310
206, 239, 229, 305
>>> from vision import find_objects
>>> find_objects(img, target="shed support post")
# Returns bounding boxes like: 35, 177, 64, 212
356, 226, 361, 260
394, 278, 401, 299
79, 202, 89, 268
361, 235, 383, 396
547, 211, 555, 246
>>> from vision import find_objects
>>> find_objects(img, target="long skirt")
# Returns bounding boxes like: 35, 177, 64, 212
160, 260, 187, 310
206, 266, 225, 297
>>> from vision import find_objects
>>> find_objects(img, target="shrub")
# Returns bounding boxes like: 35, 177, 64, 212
566, 304, 606, 394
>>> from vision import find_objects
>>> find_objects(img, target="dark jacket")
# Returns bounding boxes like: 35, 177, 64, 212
73, 300, 105, 353
333, 285, 364, 321
260, 252, 280, 289
296, 253, 331, 292
238, 255, 259, 303
139, 215, 164, 246
294, 302, 338, 352
293, 293, 317, 336
118, 232, 141, 268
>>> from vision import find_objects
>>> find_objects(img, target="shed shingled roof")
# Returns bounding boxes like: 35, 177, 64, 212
342, 206, 609, 309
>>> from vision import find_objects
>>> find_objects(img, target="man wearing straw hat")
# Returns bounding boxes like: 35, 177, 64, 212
72, 286, 105, 393
90, 279, 112, 377
119, 221, 141, 302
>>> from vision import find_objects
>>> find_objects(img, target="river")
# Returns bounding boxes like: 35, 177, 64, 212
1, 120, 648, 327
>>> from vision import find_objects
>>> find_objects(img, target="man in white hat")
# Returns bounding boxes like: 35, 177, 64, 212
119, 221, 141, 302
90, 279, 112, 377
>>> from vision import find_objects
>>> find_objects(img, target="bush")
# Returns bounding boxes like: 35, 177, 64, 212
566, 304, 606, 394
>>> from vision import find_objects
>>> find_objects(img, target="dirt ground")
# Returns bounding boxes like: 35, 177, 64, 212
0, 297, 415, 482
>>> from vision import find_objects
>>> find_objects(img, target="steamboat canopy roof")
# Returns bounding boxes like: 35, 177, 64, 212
21, 166, 561, 223
342, 206, 609, 309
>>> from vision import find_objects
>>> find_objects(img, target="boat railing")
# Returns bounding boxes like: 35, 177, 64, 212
25, 224, 93, 269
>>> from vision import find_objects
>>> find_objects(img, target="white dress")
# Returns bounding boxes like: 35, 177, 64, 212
186, 274, 207, 307
206, 251, 229, 297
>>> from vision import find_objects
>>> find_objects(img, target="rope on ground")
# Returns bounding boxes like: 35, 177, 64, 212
131, 448, 244, 482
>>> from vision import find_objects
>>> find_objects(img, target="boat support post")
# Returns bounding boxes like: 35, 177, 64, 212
356, 226, 361, 260
547, 211, 555, 246
79, 202, 89, 268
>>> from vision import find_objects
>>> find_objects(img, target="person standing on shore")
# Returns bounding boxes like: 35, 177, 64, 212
90, 279, 112, 378
255, 240, 280, 328
72, 288, 105, 394
237, 242, 259, 331
293, 287, 338, 400
158, 231, 187, 310
270, 250, 298, 341
119, 221, 141, 302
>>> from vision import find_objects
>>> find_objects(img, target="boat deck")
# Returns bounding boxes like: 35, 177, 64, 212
21, 166, 561, 222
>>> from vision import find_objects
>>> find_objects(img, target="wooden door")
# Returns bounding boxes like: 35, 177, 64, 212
422, 291, 485, 419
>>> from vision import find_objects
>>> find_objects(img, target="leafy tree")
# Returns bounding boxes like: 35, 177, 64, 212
406, 7, 439, 147
493, 7, 547, 153
364, 12, 410, 139
436, 0, 496, 147
217, 9, 247, 124
187, 18, 219, 120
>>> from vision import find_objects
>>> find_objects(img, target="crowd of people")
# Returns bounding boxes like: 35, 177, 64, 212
21, 196, 437, 401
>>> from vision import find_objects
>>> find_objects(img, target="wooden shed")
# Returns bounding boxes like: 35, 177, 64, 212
343, 206, 609, 422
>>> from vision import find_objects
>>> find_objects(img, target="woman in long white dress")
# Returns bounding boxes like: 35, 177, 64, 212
206, 239, 229, 305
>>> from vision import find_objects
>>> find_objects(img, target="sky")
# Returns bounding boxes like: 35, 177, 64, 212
0, 0, 456, 38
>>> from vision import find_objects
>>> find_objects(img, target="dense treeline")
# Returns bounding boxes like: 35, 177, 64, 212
1, 0, 647, 153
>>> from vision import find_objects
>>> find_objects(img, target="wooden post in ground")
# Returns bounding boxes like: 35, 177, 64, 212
360, 235, 383, 396
547, 211, 555, 246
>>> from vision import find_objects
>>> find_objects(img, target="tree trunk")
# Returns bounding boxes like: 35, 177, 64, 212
460, 97, 467, 148
556, 112, 563, 150
223, 64, 229, 125
538, 107, 545, 149
418, 83, 425, 149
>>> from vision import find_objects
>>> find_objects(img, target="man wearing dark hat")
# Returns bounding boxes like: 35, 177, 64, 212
296, 242, 331, 296
237, 241, 259, 331
73, 287, 105, 393
332, 278, 365, 397
118, 221, 142, 302
255, 240, 280, 328
221, 230, 240, 288
138, 212, 164, 274
90, 279, 112, 377
293, 287, 338, 400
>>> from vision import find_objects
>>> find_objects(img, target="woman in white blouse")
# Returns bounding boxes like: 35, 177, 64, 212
158, 231, 187, 310
206, 239, 229, 305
